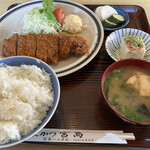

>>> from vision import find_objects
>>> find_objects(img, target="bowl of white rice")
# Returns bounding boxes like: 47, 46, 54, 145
0, 56, 60, 148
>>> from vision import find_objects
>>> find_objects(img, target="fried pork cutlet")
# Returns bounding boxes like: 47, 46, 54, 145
36, 34, 48, 62
2, 32, 89, 64
47, 34, 59, 64
70, 35, 89, 55
59, 32, 73, 60
3, 33, 18, 57
17, 35, 27, 56
26, 33, 36, 57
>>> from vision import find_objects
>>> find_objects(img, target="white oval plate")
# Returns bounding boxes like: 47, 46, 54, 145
0, 0, 104, 77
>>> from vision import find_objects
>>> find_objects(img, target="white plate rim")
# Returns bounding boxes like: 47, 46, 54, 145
0, 0, 104, 78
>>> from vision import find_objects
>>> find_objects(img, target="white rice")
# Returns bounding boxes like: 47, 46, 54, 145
0, 65, 54, 144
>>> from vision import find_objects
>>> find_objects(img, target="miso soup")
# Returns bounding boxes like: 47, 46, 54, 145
104, 66, 150, 123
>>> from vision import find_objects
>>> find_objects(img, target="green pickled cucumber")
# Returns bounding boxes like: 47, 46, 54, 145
102, 19, 118, 28
108, 14, 125, 25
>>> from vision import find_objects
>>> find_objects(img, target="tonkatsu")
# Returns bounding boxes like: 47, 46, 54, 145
3, 33, 18, 57
36, 34, 48, 62
26, 33, 37, 57
2, 32, 89, 64
71, 35, 89, 55
17, 35, 27, 56
47, 33, 59, 64
59, 32, 73, 60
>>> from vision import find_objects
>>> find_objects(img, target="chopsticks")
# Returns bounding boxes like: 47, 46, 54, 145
115, 133, 135, 140
26, 129, 135, 144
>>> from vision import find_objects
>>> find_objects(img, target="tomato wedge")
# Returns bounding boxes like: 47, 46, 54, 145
53, 8, 65, 24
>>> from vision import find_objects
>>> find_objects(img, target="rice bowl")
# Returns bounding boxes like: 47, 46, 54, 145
0, 56, 60, 148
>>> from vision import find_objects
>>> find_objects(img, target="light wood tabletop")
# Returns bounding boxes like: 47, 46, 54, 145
0, 0, 150, 150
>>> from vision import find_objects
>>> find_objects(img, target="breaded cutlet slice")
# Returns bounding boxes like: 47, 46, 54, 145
36, 34, 48, 62
47, 34, 59, 64
70, 36, 89, 55
59, 32, 73, 60
17, 35, 27, 56
2, 39, 10, 57
26, 33, 37, 57
3, 33, 18, 57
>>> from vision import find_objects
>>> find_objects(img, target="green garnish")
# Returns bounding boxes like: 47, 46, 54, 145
22, 0, 61, 34
123, 34, 144, 48
110, 94, 119, 106
39, 0, 58, 22
119, 105, 146, 122
121, 106, 126, 112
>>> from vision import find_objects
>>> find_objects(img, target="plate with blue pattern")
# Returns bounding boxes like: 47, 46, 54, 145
105, 28, 150, 61
104, 6, 129, 31
94, 6, 129, 31
0, 0, 104, 77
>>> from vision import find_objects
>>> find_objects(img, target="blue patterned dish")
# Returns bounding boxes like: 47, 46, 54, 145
105, 28, 150, 62
95, 6, 129, 31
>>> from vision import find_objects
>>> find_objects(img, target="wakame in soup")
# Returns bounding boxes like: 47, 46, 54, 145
104, 66, 150, 123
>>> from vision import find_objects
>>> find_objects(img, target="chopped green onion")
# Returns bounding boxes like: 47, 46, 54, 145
123, 34, 144, 48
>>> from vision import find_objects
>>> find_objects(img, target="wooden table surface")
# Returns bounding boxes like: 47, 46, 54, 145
1, 0, 150, 150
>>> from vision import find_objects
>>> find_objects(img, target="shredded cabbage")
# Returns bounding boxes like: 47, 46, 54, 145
22, 8, 61, 34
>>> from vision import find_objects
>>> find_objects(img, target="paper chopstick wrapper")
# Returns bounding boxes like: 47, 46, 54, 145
26, 129, 135, 144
